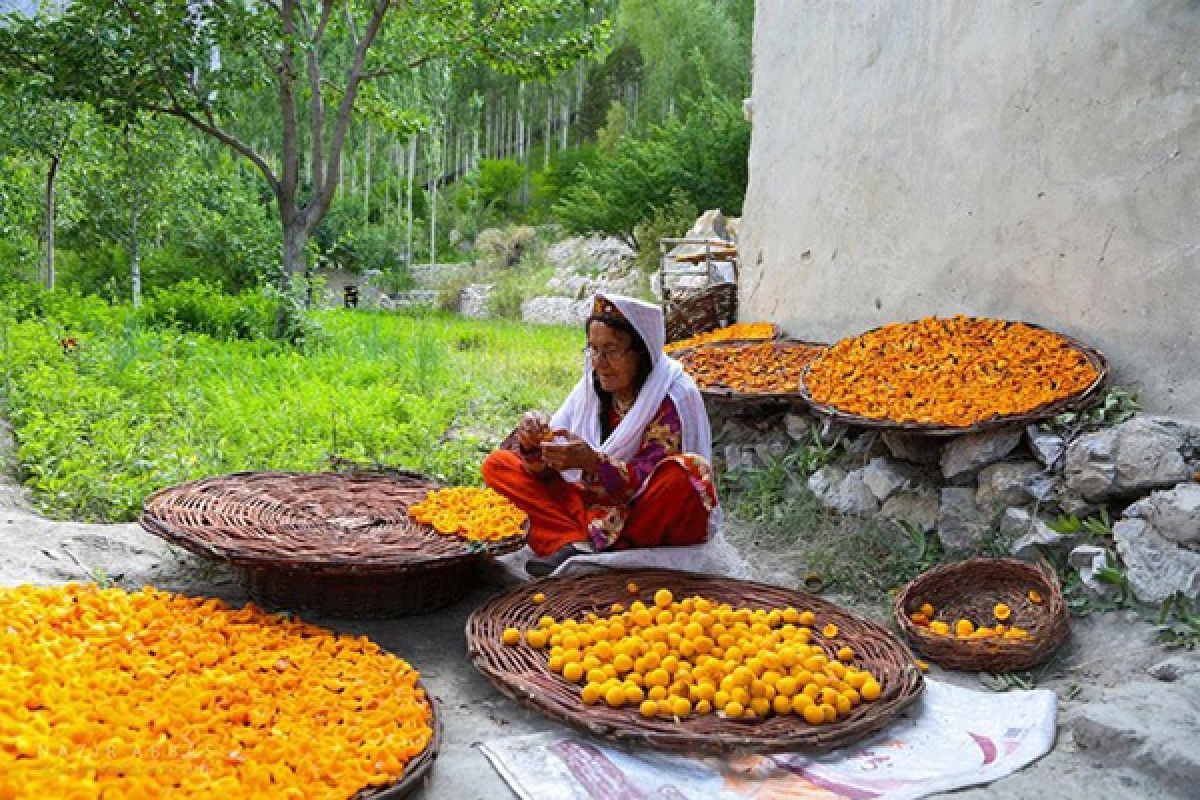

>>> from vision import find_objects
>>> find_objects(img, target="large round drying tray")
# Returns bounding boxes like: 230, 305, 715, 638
467, 569, 925, 755
798, 319, 1108, 436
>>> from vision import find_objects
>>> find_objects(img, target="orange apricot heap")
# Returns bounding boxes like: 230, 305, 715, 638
504, 591, 883, 726
408, 486, 527, 542
0, 584, 433, 799
911, 601, 1031, 642
804, 316, 1100, 427
664, 323, 777, 354
677, 341, 825, 394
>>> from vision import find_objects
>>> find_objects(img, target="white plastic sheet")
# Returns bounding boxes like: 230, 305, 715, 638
479, 680, 1057, 800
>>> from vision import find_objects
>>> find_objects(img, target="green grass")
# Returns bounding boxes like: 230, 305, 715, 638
0, 293, 583, 522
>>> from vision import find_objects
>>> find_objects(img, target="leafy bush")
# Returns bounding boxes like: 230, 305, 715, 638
476, 225, 538, 269
139, 280, 275, 341
478, 159, 526, 215
554, 94, 750, 247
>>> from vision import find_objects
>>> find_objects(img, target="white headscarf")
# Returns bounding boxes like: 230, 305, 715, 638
551, 293, 713, 472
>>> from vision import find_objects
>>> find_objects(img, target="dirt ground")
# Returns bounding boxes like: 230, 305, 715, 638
2, 422, 1196, 799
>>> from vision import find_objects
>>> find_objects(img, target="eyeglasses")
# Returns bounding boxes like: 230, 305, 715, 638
586, 344, 633, 364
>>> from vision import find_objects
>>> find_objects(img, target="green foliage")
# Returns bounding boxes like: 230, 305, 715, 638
138, 281, 276, 342
478, 159, 527, 215
1157, 592, 1200, 649
0, 292, 582, 522
1048, 509, 1114, 540
1050, 387, 1140, 432
554, 94, 750, 246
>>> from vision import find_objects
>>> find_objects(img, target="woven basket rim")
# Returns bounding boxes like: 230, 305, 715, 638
359, 677, 441, 799
797, 318, 1109, 436
892, 557, 1071, 672
467, 568, 924, 755
675, 337, 829, 404
140, 470, 527, 573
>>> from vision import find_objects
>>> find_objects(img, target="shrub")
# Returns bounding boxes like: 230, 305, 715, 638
139, 280, 275, 341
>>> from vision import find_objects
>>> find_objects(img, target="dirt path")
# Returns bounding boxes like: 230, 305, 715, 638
2, 421, 1196, 798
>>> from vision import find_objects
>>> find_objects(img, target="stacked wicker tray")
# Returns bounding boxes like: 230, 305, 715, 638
467, 569, 924, 754
141, 470, 526, 617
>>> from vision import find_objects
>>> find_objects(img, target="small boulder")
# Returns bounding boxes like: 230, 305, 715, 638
882, 432, 942, 465
880, 488, 940, 531
1113, 517, 1200, 604
1000, 508, 1065, 559
1122, 482, 1200, 546
937, 488, 993, 554
1147, 655, 1200, 683
940, 430, 1023, 483
808, 467, 880, 516
784, 412, 812, 443
861, 457, 911, 503
1026, 424, 1066, 468
976, 461, 1043, 509
1068, 544, 1117, 598
722, 444, 758, 473
1063, 416, 1192, 500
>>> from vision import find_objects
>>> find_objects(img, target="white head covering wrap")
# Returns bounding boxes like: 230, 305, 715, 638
550, 293, 713, 472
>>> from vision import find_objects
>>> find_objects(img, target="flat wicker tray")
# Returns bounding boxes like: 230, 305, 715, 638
893, 558, 1070, 673
359, 679, 442, 799
140, 471, 526, 616
798, 320, 1108, 436
467, 569, 924, 754
676, 338, 828, 405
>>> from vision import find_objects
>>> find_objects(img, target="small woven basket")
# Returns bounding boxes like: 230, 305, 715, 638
141, 471, 526, 617
467, 569, 924, 755
893, 558, 1070, 672
357, 680, 442, 799
664, 283, 738, 345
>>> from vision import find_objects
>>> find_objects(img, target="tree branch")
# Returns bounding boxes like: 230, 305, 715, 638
150, 102, 280, 195
312, 0, 392, 230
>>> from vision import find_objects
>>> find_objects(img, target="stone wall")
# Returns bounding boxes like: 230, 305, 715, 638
740, 0, 1200, 415
713, 400, 1200, 605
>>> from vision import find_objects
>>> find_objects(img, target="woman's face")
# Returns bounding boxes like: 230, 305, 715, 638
587, 321, 639, 398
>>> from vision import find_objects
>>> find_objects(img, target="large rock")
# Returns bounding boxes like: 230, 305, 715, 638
459, 283, 495, 319
1113, 518, 1200, 603
1064, 416, 1193, 500
976, 460, 1043, 509
1069, 673, 1200, 794
880, 488, 940, 531
1026, 424, 1066, 468
860, 457, 911, 503
940, 430, 1023, 482
1123, 482, 1200, 546
999, 508, 1066, 559
882, 432, 942, 465
521, 296, 590, 326
936, 488, 993, 554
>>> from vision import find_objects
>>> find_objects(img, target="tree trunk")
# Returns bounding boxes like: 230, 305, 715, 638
43, 155, 58, 290
130, 206, 141, 308
406, 136, 416, 267
363, 126, 371, 228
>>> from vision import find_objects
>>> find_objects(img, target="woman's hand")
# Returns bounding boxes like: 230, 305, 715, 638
516, 411, 550, 451
541, 429, 600, 473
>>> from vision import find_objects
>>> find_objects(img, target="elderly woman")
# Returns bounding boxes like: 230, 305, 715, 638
482, 293, 718, 577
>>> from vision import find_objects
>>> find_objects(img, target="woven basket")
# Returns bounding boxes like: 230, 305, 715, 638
356, 679, 441, 799
893, 558, 1070, 672
664, 283, 738, 345
798, 320, 1109, 436
467, 569, 924, 755
675, 338, 827, 405
140, 471, 526, 617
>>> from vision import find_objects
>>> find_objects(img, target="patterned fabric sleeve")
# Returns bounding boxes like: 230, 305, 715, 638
581, 397, 682, 506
